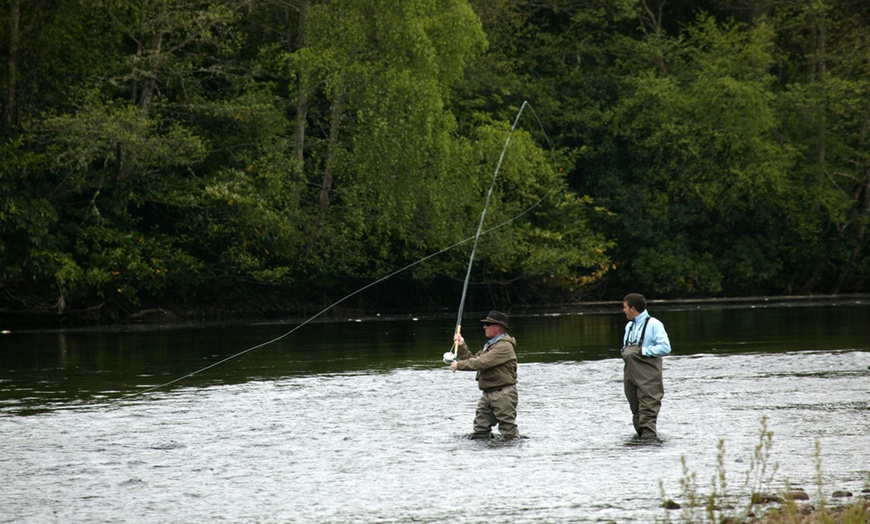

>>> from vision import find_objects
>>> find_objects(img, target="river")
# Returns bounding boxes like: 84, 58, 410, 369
1, 298, 868, 523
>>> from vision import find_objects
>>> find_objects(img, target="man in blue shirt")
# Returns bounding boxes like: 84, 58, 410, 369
621, 293, 671, 440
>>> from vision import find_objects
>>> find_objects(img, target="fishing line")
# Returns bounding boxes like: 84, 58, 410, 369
444, 100, 555, 364
124, 191, 552, 399
123, 100, 557, 400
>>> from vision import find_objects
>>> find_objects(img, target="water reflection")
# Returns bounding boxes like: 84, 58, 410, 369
1, 301, 868, 411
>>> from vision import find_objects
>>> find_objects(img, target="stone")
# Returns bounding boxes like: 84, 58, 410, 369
784, 490, 810, 501
661, 499, 681, 510
751, 492, 783, 504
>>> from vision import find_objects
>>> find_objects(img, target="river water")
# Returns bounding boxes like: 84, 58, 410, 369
1, 299, 868, 523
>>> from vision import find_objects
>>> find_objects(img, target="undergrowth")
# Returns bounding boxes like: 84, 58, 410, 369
659, 416, 869, 524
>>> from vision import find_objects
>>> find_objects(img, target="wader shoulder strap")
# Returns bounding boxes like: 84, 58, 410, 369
637, 316, 652, 347
625, 316, 653, 347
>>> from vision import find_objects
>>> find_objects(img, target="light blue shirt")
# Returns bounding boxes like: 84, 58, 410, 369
483, 333, 506, 352
623, 310, 671, 357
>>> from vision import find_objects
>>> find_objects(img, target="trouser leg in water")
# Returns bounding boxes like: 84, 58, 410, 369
472, 385, 519, 439
622, 345, 663, 438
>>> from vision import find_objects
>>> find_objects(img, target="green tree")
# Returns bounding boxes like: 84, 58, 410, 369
772, 0, 870, 293
606, 15, 797, 295
287, 0, 489, 270
0, 0, 253, 313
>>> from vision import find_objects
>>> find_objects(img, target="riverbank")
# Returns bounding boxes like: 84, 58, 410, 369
662, 491, 870, 523
3, 293, 868, 331
753, 497, 870, 523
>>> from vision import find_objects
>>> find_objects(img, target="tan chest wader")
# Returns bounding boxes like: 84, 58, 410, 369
621, 317, 664, 438
470, 338, 520, 439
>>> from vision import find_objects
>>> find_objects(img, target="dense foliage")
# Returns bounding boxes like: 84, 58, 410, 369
0, 0, 867, 324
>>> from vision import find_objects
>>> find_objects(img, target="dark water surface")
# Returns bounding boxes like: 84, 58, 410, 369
1, 300, 868, 523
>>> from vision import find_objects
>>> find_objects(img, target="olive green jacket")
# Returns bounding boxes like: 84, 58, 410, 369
455, 334, 518, 391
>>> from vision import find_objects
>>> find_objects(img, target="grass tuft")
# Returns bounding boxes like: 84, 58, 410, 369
659, 417, 870, 523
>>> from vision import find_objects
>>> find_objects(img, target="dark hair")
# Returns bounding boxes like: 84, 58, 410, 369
623, 293, 647, 313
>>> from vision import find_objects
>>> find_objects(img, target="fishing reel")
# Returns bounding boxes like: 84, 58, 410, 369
442, 351, 456, 364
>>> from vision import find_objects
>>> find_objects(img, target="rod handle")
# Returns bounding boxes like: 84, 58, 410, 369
452, 324, 461, 355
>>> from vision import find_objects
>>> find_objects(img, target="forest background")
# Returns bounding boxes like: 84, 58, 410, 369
0, 0, 867, 327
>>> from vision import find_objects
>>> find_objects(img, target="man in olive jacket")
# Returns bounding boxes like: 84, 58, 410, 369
450, 310, 520, 439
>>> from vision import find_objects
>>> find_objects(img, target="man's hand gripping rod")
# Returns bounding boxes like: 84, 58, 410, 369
443, 324, 460, 364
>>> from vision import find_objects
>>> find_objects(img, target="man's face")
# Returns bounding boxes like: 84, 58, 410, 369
623, 302, 639, 321
484, 323, 500, 337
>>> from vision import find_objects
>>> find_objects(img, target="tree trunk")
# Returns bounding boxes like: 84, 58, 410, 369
292, 0, 310, 188
638, 0, 668, 76
830, 111, 870, 293
309, 86, 345, 246
138, 31, 164, 112
813, 8, 827, 194
804, 5, 833, 291
4, 0, 20, 132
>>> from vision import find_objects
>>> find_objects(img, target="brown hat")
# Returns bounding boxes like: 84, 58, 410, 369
480, 310, 509, 330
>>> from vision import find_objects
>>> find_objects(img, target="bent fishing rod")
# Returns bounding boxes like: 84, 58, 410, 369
125, 192, 553, 399
443, 100, 553, 364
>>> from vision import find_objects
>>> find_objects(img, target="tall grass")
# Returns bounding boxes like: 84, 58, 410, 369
659, 416, 869, 524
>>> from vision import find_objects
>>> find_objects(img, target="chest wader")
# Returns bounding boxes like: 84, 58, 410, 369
471, 340, 520, 440
622, 318, 664, 438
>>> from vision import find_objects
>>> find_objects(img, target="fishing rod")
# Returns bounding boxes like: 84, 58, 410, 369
443, 100, 552, 365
